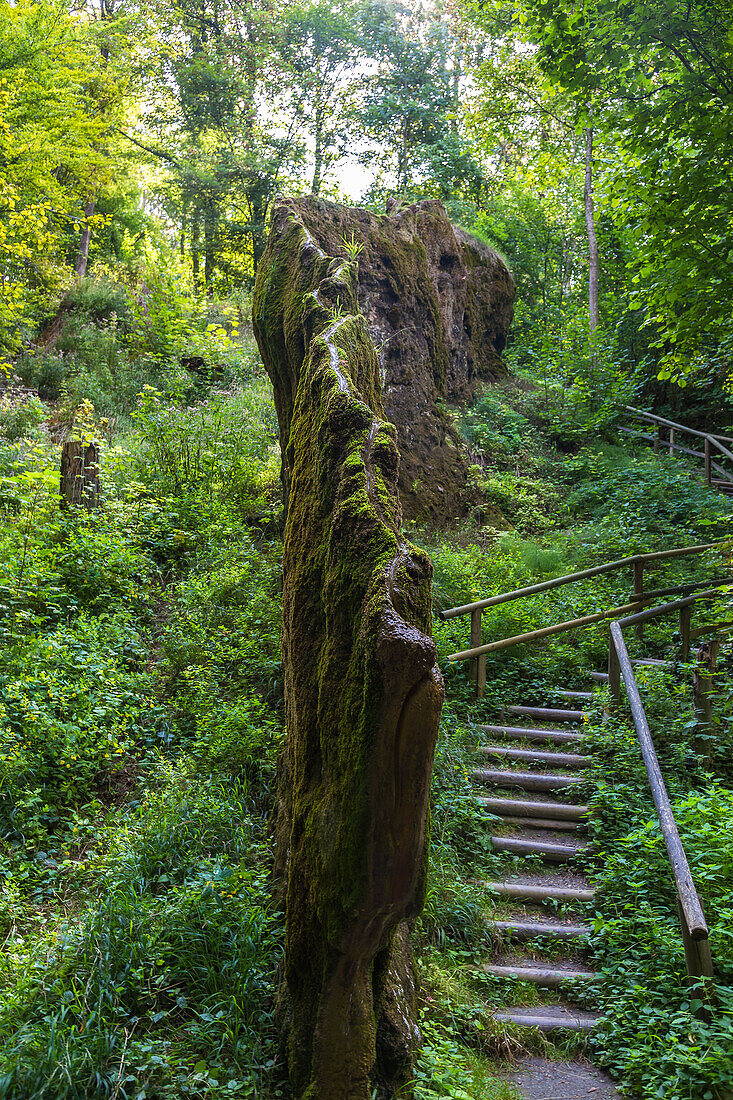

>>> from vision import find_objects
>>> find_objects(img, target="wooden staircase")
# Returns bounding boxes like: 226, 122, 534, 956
475, 699, 603, 1035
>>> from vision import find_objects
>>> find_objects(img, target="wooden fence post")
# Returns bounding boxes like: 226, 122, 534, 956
470, 609, 482, 697
477, 653, 487, 699
60, 440, 100, 510
654, 427, 661, 454
608, 635, 621, 704
673, 902, 713, 990
679, 604, 692, 662
669, 427, 675, 456
704, 437, 712, 485
693, 639, 719, 766
633, 560, 645, 641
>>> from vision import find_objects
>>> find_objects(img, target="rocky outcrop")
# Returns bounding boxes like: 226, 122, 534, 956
253, 204, 444, 1097
266, 196, 514, 524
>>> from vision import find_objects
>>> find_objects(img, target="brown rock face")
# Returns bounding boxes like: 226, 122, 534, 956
253, 202, 444, 1097
277, 196, 515, 524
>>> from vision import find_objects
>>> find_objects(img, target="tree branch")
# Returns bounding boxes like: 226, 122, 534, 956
115, 129, 182, 168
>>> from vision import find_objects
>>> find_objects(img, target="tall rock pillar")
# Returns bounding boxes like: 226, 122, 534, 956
253, 199, 444, 1098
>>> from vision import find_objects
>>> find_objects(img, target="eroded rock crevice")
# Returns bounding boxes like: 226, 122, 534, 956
253, 200, 445, 1098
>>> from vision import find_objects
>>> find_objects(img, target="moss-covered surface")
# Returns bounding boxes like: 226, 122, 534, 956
259, 195, 515, 526
253, 201, 445, 1098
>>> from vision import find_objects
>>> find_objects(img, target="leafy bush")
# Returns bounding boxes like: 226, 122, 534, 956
0, 615, 162, 851
132, 381, 279, 526
0, 393, 46, 441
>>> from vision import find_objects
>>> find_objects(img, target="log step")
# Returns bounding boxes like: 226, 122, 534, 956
556, 689, 594, 701
473, 768, 586, 792
479, 724, 582, 744
505, 705, 584, 723
494, 1007, 600, 1032
489, 919, 592, 940
490, 835, 584, 862
494, 815, 587, 832
483, 963, 597, 987
478, 745, 592, 768
478, 796, 589, 821
485, 881, 596, 904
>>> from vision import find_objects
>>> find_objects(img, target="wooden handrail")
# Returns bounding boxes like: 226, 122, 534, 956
609, 622, 715, 982
447, 580, 728, 663
443, 539, 732, 699
439, 540, 728, 620
617, 427, 730, 479
624, 405, 733, 445
622, 406, 733, 488
449, 598, 645, 661
617, 589, 722, 628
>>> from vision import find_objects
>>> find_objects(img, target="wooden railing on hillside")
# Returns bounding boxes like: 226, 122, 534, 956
440, 540, 731, 698
620, 405, 733, 492
609, 598, 720, 985
441, 556, 730, 987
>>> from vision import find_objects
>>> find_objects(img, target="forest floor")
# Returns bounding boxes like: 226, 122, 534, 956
1, 313, 733, 1098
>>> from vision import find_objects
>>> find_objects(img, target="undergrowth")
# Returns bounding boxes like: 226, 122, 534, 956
2, 282, 732, 1098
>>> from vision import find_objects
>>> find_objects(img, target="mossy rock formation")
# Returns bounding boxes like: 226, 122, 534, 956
253, 201, 444, 1097
260, 195, 514, 524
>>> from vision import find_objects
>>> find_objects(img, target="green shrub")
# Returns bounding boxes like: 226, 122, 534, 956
0, 615, 161, 850
132, 381, 280, 526
0, 393, 46, 441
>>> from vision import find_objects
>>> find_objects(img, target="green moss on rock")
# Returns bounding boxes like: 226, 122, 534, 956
253, 200, 445, 1099
258, 195, 515, 526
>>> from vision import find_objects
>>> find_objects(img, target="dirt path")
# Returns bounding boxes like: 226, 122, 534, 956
507, 1056, 623, 1099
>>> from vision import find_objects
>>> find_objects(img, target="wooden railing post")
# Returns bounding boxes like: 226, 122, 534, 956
693, 639, 719, 766
669, 427, 675, 456
654, 426, 661, 454
679, 603, 692, 662
704, 437, 712, 485
677, 897, 715, 989
633, 560, 645, 641
470, 608, 482, 697
608, 635, 621, 704
477, 653, 487, 699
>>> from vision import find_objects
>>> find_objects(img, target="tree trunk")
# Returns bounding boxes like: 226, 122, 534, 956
191, 207, 201, 287
60, 440, 100, 510
584, 127, 600, 331
74, 198, 96, 280
204, 202, 216, 292
312, 104, 324, 195
249, 183, 269, 277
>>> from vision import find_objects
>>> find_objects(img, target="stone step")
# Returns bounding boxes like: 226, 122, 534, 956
494, 815, 587, 832
478, 745, 592, 769
490, 835, 584, 862
494, 1006, 600, 1032
473, 768, 586, 793
489, 919, 592, 940
505, 705, 584, 723
485, 880, 596, 904
479, 724, 582, 745
556, 689, 594, 701
483, 963, 597, 987
478, 796, 589, 821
